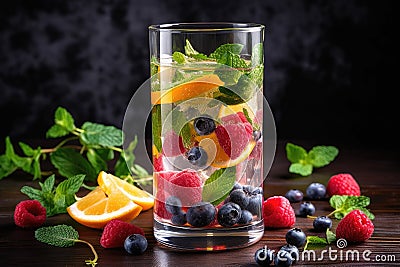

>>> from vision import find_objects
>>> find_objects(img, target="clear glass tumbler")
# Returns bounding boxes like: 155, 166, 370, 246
149, 22, 265, 250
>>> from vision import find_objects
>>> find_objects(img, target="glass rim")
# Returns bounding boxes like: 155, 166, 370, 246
149, 22, 264, 33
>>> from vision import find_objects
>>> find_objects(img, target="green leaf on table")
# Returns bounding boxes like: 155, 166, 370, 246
202, 167, 236, 205
304, 236, 328, 250
86, 149, 108, 174
50, 148, 97, 181
329, 195, 374, 220
326, 229, 336, 244
289, 163, 313, 176
21, 174, 85, 216
80, 122, 123, 147
308, 146, 339, 168
286, 142, 339, 176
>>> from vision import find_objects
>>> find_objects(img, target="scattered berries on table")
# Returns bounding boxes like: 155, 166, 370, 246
194, 116, 216, 135
306, 183, 326, 200
186, 202, 216, 227
274, 250, 293, 267
124, 234, 148, 255
254, 246, 274, 266
336, 209, 374, 242
217, 202, 242, 227
280, 244, 299, 263
100, 219, 145, 248
327, 173, 361, 196
263, 196, 296, 228
14, 200, 46, 229
285, 228, 306, 247
298, 202, 316, 217
313, 216, 332, 232
284, 189, 303, 203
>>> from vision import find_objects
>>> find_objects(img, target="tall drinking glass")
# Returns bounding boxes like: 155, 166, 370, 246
149, 23, 265, 250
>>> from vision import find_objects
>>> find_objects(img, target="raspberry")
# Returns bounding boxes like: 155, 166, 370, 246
336, 209, 374, 242
215, 123, 252, 159
100, 219, 145, 248
14, 200, 46, 228
153, 154, 164, 172
326, 173, 361, 196
263, 196, 296, 228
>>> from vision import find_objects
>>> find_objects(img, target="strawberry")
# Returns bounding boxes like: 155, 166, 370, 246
326, 173, 361, 196
263, 196, 296, 228
336, 209, 374, 242
14, 200, 46, 228
100, 219, 145, 248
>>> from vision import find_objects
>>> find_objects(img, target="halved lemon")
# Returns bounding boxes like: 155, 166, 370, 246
210, 140, 256, 169
217, 102, 255, 120
151, 74, 224, 104
67, 187, 142, 229
98, 171, 154, 211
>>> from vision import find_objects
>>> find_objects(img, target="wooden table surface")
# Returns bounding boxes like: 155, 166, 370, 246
1, 141, 399, 266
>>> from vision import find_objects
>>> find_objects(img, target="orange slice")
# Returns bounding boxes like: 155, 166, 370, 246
98, 171, 154, 211
210, 140, 256, 168
218, 102, 255, 120
67, 187, 142, 229
151, 74, 224, 104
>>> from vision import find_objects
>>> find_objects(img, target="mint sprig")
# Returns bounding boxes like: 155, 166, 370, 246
286, 143, 339, 176
202, 167, 236, 205
21, 174, 85, 216
328, 195, 375, 220
304, 229, 336, 250
35, 225, 98, 266
0, 106, 149, 185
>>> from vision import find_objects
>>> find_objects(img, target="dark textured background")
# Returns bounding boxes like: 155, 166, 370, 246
0, 0, 397, 148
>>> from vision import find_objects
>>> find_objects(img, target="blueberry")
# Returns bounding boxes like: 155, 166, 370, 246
124, 234, 148, 255
187, 146, 208, 166
299, 202, 316, 217
253, 130, 262, 141
238, 209, 253, 224
285, 189, 303, 203
231, 182, 243, 192
280, 244, 299, 263
246, 194, 262, 216
229, 189, 250, 209
165, 196, 182, 215
194, 116, 216, 135
313, 216, 332, 232
285, 228, 306, 247
306, 183, 326, 200
274, 250, 293, 267
242, 185, 254, 193
217, 202, 242, 227
186, 202, 216, 227
254, 246, 274, 266
171, 212, 187, 225
251, 186, 263, 195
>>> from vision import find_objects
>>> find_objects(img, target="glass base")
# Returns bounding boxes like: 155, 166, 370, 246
153, 218, 264, 251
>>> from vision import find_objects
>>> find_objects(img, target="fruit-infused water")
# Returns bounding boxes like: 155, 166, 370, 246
150, 23, 265, 250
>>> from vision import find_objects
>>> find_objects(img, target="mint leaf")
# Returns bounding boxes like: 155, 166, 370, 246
251, 43, 263, 66
210, 43, 244, 59
289, 163, 313, 176
308, 146, 339, 168
46, 125, 70, 138
53, 174, 85, 215
247, 64, 264, 87
286, 143, 307, 163
115, 153, 130, 177
80, 122, 123, 147
172, 51, 186, 64
35, 225, 79, 247
329, 195, 374, 220
19, 142, 35, 156
202, 167, 236, 205
214, 66, 243, 85
304, 236, 328, 250
0, 154, 17, 180
326, 229, 336, 244
50, 148, 97, 181
86, 149, 108, 174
